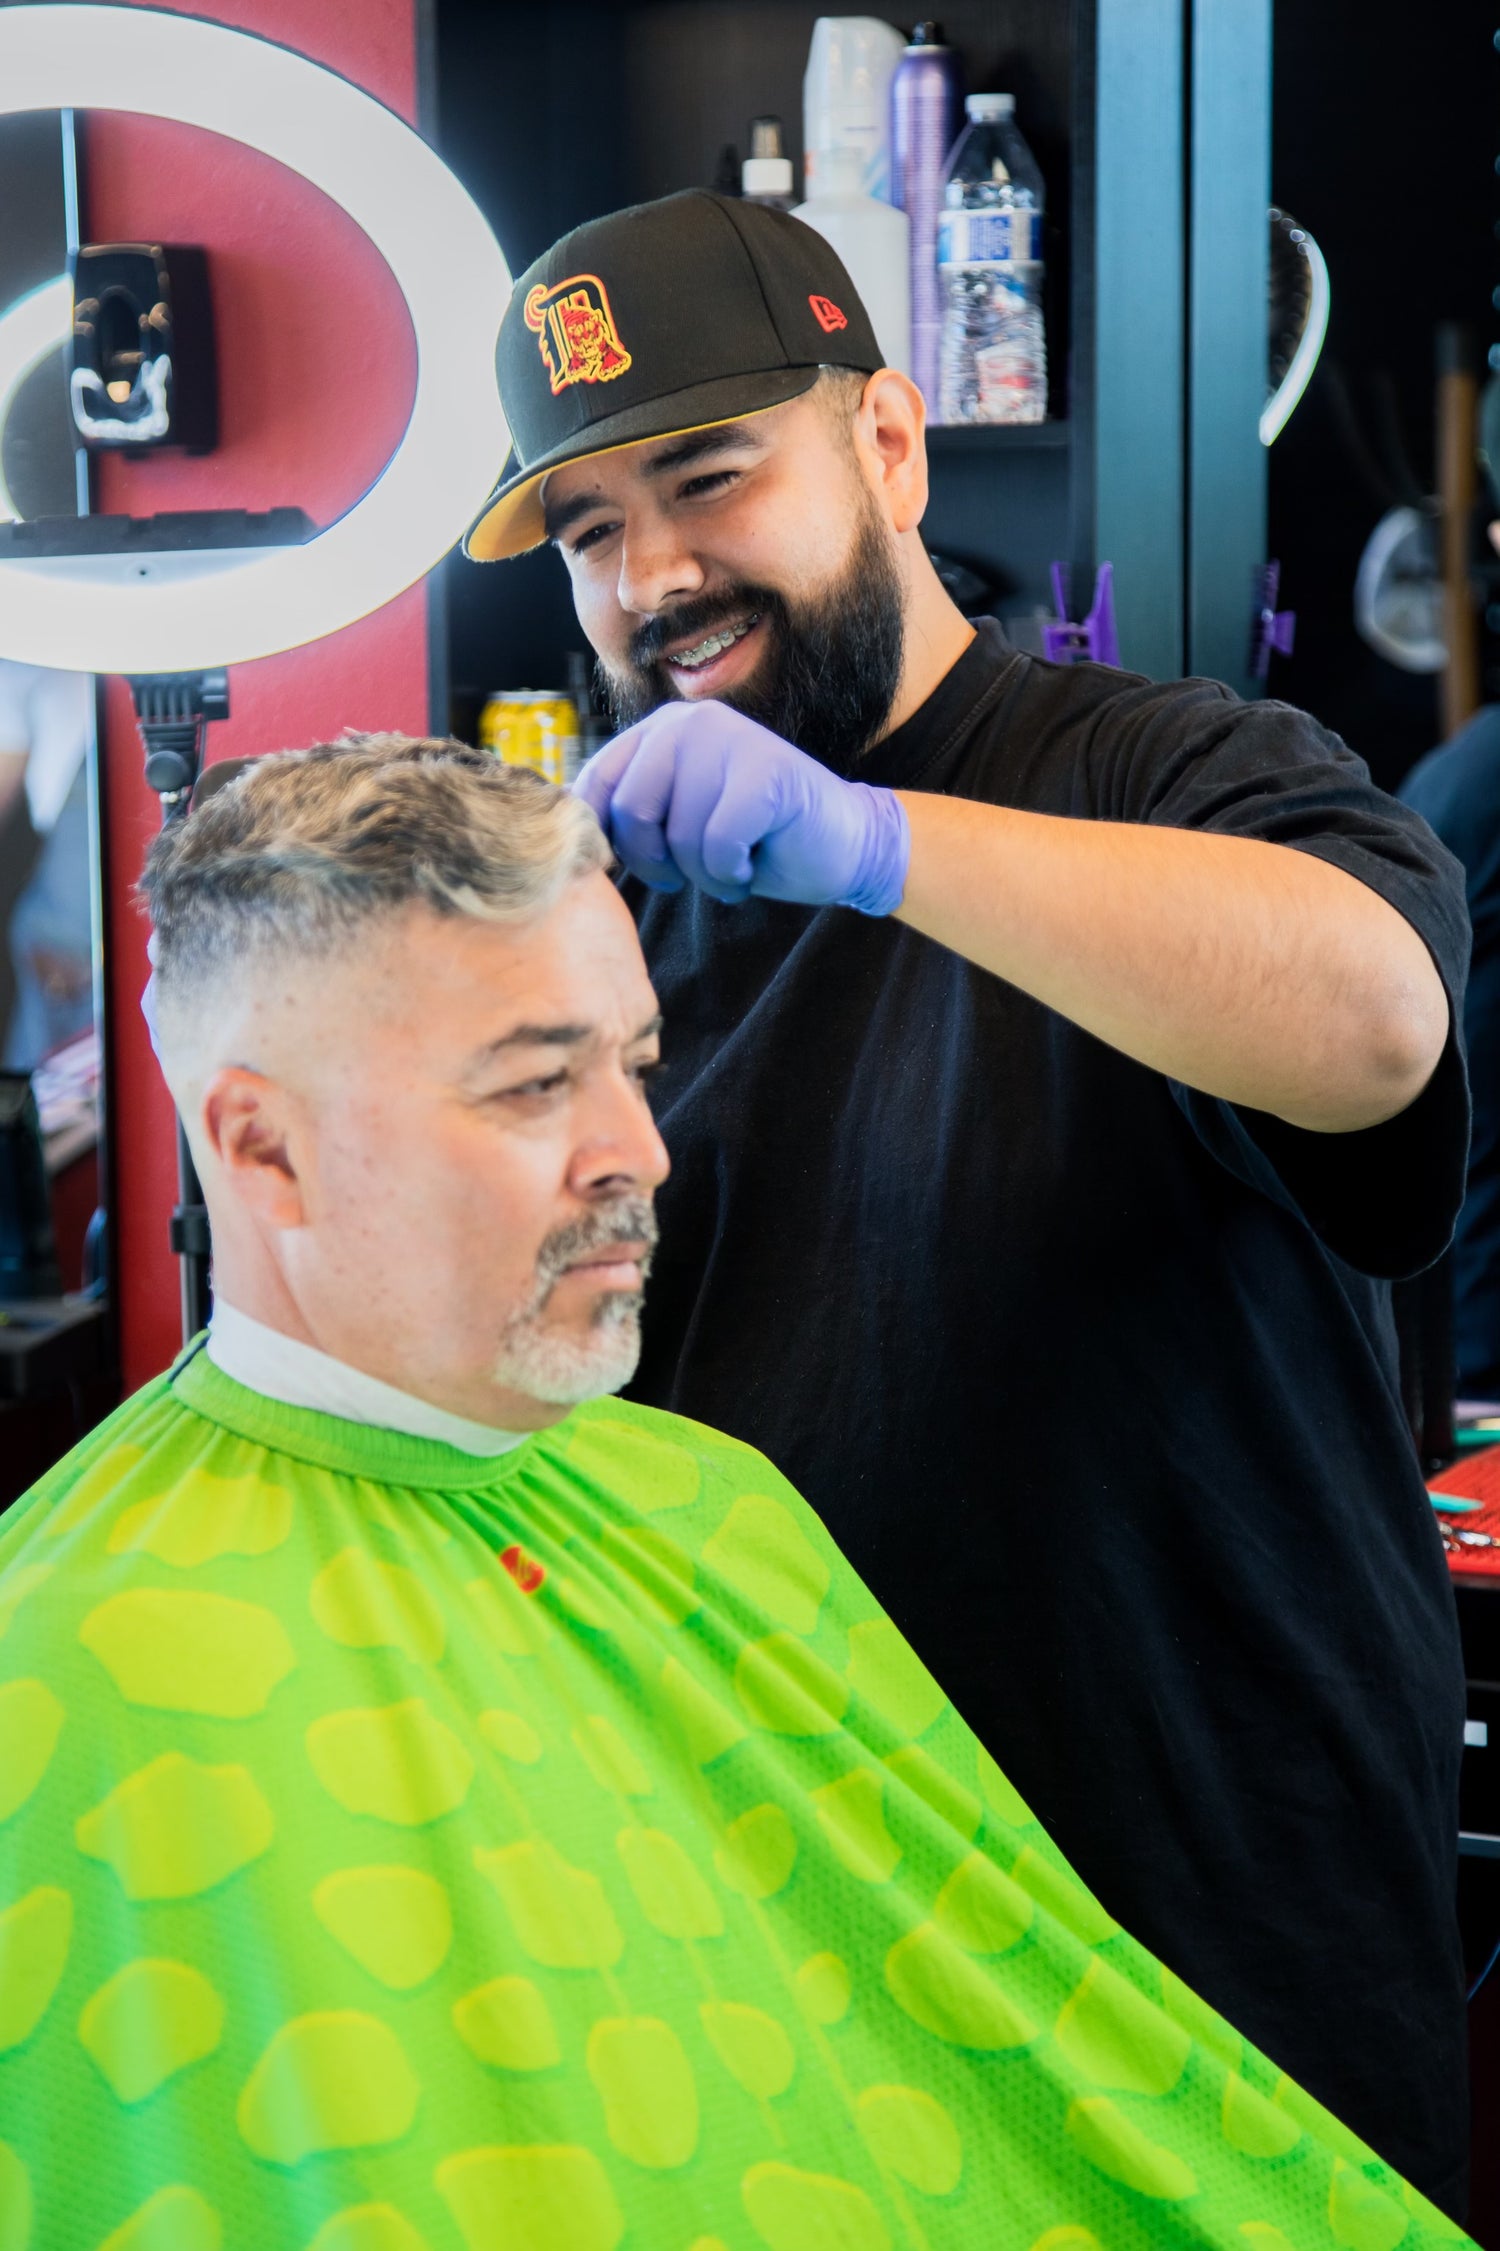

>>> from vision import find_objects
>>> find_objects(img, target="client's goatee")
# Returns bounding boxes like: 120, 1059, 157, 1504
496, 1196, 659, 1407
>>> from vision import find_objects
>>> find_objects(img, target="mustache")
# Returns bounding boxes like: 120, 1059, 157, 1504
535, 1200, 659, 1292
628, 587, 779, 671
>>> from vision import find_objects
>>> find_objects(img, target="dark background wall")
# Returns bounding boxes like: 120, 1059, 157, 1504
1267, 0, 1497, 791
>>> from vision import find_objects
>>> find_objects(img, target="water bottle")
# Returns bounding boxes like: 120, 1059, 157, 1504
937, 93, 1047, 425
889, 22, 963, 412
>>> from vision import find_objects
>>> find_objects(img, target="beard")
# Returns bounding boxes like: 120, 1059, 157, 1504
596, 489, 907, 773
491, 1197, 658, 1409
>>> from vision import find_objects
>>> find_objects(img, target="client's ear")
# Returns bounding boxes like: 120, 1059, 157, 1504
200, 1068, 306, 1229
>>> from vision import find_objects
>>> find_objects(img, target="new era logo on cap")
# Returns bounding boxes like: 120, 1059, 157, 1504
466, 191, 886, 561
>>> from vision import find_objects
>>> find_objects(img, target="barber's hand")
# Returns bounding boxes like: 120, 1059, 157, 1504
573, 702, 910, 915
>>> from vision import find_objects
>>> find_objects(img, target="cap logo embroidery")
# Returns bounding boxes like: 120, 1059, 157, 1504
524, 273, 633, 395
808, 294, 848, 334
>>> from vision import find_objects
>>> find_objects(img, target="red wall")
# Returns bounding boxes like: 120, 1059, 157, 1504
88, 0, 429, 1390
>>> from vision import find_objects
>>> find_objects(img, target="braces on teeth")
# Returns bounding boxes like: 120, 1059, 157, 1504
672, 615, 759, 668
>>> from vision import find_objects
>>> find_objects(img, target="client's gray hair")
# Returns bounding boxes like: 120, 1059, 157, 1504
140, 732, 610, 1048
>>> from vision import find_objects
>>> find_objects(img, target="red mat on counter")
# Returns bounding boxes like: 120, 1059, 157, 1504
1429, 1445, 1500, 1575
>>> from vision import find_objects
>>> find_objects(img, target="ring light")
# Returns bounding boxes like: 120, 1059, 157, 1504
0, 272, 71, 522
0, 6, 513, 673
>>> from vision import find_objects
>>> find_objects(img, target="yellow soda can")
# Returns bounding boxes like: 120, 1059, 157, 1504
480, 692, 578, 786
537, 694, 583, 786
510, 696, 547, 777
548, 694, 583, 785
478, 692, 519, 759
482, 691, 545, 776
527, 693, 562, 785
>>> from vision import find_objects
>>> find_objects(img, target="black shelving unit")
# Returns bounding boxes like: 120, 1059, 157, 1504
436, 0, 1272, 705
925, 423, 1071, 451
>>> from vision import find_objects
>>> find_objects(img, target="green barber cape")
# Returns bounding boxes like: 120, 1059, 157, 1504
0, 1348, 1475, 2251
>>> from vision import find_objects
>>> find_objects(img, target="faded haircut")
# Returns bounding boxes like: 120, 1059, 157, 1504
816, 363, 869, 437
140, 732, 611, 1048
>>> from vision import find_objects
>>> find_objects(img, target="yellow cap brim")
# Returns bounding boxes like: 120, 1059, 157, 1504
464, 467, 551, 561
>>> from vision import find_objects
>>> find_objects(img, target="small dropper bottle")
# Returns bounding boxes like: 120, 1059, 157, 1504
742, 115, 795, 211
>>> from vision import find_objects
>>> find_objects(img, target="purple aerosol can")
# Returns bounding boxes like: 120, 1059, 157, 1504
889, 21, 963, 411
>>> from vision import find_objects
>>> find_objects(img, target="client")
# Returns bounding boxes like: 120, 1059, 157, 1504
0, 738, 1471, 2250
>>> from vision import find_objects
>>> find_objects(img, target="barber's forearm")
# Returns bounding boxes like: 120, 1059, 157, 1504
891, 792, 1450, 1132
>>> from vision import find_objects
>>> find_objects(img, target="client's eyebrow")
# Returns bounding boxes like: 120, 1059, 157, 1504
544, 424, 767, 542
466, 1012, 663, 1073
479, 1022, 592, 1059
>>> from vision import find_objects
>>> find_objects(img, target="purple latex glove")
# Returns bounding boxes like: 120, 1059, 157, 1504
573, 702, 910, 914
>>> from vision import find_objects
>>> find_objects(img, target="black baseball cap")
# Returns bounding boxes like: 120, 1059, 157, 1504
465, 190, 885, 562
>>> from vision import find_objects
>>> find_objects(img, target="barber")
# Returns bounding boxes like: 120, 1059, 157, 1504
466, 194, 1471, 2210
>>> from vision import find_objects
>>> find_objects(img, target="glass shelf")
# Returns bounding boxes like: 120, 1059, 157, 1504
925, 420, 1071, 451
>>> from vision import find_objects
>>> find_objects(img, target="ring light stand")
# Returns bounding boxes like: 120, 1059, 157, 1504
131, 664, 230, 1345
0, 6, 513, 1348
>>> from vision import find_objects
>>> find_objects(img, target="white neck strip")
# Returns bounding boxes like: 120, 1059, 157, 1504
206, 1300, 527, 1457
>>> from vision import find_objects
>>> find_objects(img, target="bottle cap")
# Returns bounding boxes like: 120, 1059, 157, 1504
966, 93, 1015, 120
910, 22, 946, 44
749, 115, 787, 160
742, 156, 794, 197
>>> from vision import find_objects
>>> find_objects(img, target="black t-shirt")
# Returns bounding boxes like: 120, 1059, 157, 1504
626, 621, 1473, 2208
1401, 707, 1500, 1391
